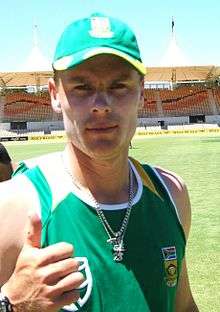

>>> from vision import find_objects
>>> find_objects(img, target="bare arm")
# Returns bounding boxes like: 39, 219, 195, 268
0, 180, 29, 285
156, 167, 199, 312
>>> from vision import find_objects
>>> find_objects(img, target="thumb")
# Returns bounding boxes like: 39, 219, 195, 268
24, 212, 42, 248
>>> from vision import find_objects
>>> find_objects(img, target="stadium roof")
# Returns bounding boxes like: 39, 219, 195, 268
160, 29, 189, 67
18, 46, 52, 72
18, 24, 51, 72
0, 71, 52, 87
0, 66, 219, 88
145, 66, 220, 82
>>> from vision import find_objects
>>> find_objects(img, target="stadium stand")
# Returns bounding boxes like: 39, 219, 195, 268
214, 87, 220, 113
3, 92, 53, 122
0, 67, 220, 134
142, 86, 217, 118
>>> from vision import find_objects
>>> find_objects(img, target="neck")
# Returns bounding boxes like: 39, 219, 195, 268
65, 143, 132, 204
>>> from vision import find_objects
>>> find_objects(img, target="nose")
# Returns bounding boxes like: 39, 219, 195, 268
91, 92, 111, 114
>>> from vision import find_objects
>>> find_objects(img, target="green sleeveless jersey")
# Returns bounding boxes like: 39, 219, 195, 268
14, 152, 186, 312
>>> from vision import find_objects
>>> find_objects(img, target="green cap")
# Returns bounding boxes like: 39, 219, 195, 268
53, 12, 146, 75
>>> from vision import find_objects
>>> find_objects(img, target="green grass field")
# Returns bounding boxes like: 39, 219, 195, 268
5, 134, 220, 312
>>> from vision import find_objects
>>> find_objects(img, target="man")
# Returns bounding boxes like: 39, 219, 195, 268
0, 13, 199, 311
0, 143, 14, 181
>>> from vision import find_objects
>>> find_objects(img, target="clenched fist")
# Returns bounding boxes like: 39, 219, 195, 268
1, 213, 85, 312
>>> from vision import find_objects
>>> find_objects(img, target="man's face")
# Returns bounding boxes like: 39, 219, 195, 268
53, 55, 143, 159
0, 163, 12, 182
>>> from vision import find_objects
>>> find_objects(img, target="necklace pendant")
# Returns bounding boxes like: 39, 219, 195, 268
113, 240, 126, 262
114, 252, 123, 262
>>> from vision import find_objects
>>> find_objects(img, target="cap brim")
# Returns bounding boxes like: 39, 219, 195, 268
53, 47, 146, 75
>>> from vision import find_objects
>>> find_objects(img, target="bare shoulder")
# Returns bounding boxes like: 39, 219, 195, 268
154, 167, 199, 310
155, 166, 191, 238
0, 175, 34, 216
155, 166, 186, 193
0, 175, 39, 285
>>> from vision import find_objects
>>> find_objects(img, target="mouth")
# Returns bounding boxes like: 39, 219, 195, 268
86, 125, 118, 133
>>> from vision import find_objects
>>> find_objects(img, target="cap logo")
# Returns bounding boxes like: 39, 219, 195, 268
89, 17, 114, 38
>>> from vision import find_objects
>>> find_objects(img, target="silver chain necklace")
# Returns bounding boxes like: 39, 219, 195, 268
62, 153, 134, 262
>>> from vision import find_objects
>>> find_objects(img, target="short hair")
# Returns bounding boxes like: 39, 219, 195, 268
0, 143, 11, 164
53, 69, 59, 86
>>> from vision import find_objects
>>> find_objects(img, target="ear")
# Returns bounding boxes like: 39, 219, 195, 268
48, 78, 62, 114
138, 78, 145, 108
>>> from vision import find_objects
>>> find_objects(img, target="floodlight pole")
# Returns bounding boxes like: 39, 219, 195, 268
171, 67, 176, 91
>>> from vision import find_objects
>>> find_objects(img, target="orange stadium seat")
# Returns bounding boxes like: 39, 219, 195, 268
3, 92, 54, 122
1, 86, 219, 122
138, 86, 215, 118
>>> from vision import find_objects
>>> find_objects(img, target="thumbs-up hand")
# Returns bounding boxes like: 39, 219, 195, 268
1, 213, 85, 312
24, 211, 42, 248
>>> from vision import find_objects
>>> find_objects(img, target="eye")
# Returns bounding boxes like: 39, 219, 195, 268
110, 82, 127, 90
74, 84, 93, 91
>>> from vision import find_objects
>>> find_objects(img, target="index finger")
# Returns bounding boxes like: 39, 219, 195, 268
39, 242, 74, 266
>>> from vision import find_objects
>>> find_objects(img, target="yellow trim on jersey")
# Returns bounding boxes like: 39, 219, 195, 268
129, 157, 162, 200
